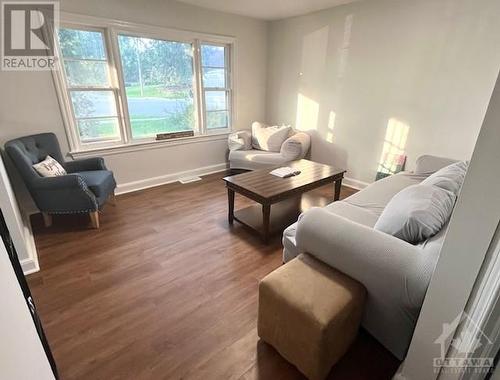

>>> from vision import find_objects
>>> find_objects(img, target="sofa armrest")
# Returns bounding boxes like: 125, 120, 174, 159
296, 208, 425, 309
65, 157, 106, 173
414, 155, 459, 175
228, 130, 252, 151
280, 132, 311, 160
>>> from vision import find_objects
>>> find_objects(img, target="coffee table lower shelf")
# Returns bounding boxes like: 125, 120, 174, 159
231, 198, 302, 243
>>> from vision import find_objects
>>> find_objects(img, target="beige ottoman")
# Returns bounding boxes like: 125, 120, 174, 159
258, 254, 366, 380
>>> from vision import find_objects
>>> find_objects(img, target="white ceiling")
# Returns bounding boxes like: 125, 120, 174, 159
175, 0, 362, 21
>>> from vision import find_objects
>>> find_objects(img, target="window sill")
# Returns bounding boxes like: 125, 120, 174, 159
68, 132, 230, 159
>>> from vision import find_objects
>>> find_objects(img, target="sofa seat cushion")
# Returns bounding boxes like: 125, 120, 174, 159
74, 170, 116, 203
258, 254, 366, 380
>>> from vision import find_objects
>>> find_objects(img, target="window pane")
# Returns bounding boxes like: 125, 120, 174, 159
203, 68, 225, 88
201, 45, 225, 68
118, 35, 196, 138
70, 91, 117, 118
58, 28, 106, 60
77, 118, 120, 142
206, 111, 229, 129
205, 91, 227, 111
64, 60, 109, 87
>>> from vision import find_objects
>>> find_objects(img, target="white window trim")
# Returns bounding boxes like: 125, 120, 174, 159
50, 12, 236, 156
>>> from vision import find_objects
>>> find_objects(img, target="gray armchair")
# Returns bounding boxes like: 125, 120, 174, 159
5, 133, 116, 229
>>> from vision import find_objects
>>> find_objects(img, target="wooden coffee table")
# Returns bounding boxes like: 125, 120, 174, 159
223, 159, 346, 243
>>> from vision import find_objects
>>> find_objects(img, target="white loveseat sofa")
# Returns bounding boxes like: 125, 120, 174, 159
282, 155, 460, 360
228, 127, 311, 170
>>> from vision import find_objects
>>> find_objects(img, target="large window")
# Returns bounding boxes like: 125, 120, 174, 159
55, 19, 233, 152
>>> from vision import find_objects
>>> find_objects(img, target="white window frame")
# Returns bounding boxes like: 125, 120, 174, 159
51, 12, 235, 157
199, 41, 233, 133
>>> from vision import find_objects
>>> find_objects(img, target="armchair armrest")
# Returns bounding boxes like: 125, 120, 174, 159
280, 132, 310, 160
31, 174, 98, 213
32, 174, 85, 190
228, 130, 252, 151
65, 157, 106, 173
295, 208, 428, 310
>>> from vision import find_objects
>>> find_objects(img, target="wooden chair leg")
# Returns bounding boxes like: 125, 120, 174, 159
109, 192, 116, 206
89, 211, 100, 229
42, 213, 52, 228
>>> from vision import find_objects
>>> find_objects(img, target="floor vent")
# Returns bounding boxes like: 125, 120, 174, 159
178, 176, 202, 184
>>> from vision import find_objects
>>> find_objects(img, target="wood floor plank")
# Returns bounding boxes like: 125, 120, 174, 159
27, 171, 399, 380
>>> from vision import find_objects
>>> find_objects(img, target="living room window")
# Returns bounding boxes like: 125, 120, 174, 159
117, 34, 196, 139
200, 43, 231, 130
57, 27, 124, 145
53, 16, 234, 153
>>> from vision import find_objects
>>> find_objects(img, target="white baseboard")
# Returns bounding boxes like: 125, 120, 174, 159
115, 163, 228, 195
21, 258, 39, 275
343, 176, 370, 190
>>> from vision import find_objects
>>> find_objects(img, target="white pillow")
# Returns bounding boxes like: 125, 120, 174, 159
421, 161, 468, 195
374, 184, 456, 244
228, 131, 251, 151
251, 122, 291, 152
33, 156, 67, 177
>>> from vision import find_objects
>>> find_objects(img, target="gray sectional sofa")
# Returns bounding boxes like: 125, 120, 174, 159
282, 155, 461, 360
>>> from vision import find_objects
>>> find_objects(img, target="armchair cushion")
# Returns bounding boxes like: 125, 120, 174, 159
32, 155, 67, 177
280, 132, 311, 161
251, 122, 291, 152
228, 130, 252, 151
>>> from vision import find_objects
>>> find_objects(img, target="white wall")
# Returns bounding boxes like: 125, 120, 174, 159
396, 69, 500, 380
266, 0, 500, 184
0, 156, 38, 272
0, 0, 268, 189
0, 242, 54, 380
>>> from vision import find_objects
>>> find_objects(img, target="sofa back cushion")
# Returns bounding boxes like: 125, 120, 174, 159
251, 122, 291, 152
421, 161, 468, 195
374, 184, 456, 244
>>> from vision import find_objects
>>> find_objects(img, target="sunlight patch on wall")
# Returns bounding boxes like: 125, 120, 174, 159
295, 93, 319, 131
326, 111, 336, 143
377, 118, 410, 176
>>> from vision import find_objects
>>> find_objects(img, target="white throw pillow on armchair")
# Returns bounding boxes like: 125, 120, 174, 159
32, 155, 67, 177
251, 122, 291, 152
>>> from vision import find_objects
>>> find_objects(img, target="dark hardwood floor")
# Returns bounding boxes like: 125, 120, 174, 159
27, 172, 399, 380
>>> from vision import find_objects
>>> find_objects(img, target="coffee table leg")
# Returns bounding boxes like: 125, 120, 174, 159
334, 178, 343, 201
262, 204, 271, 243
227, 188, 235, 225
